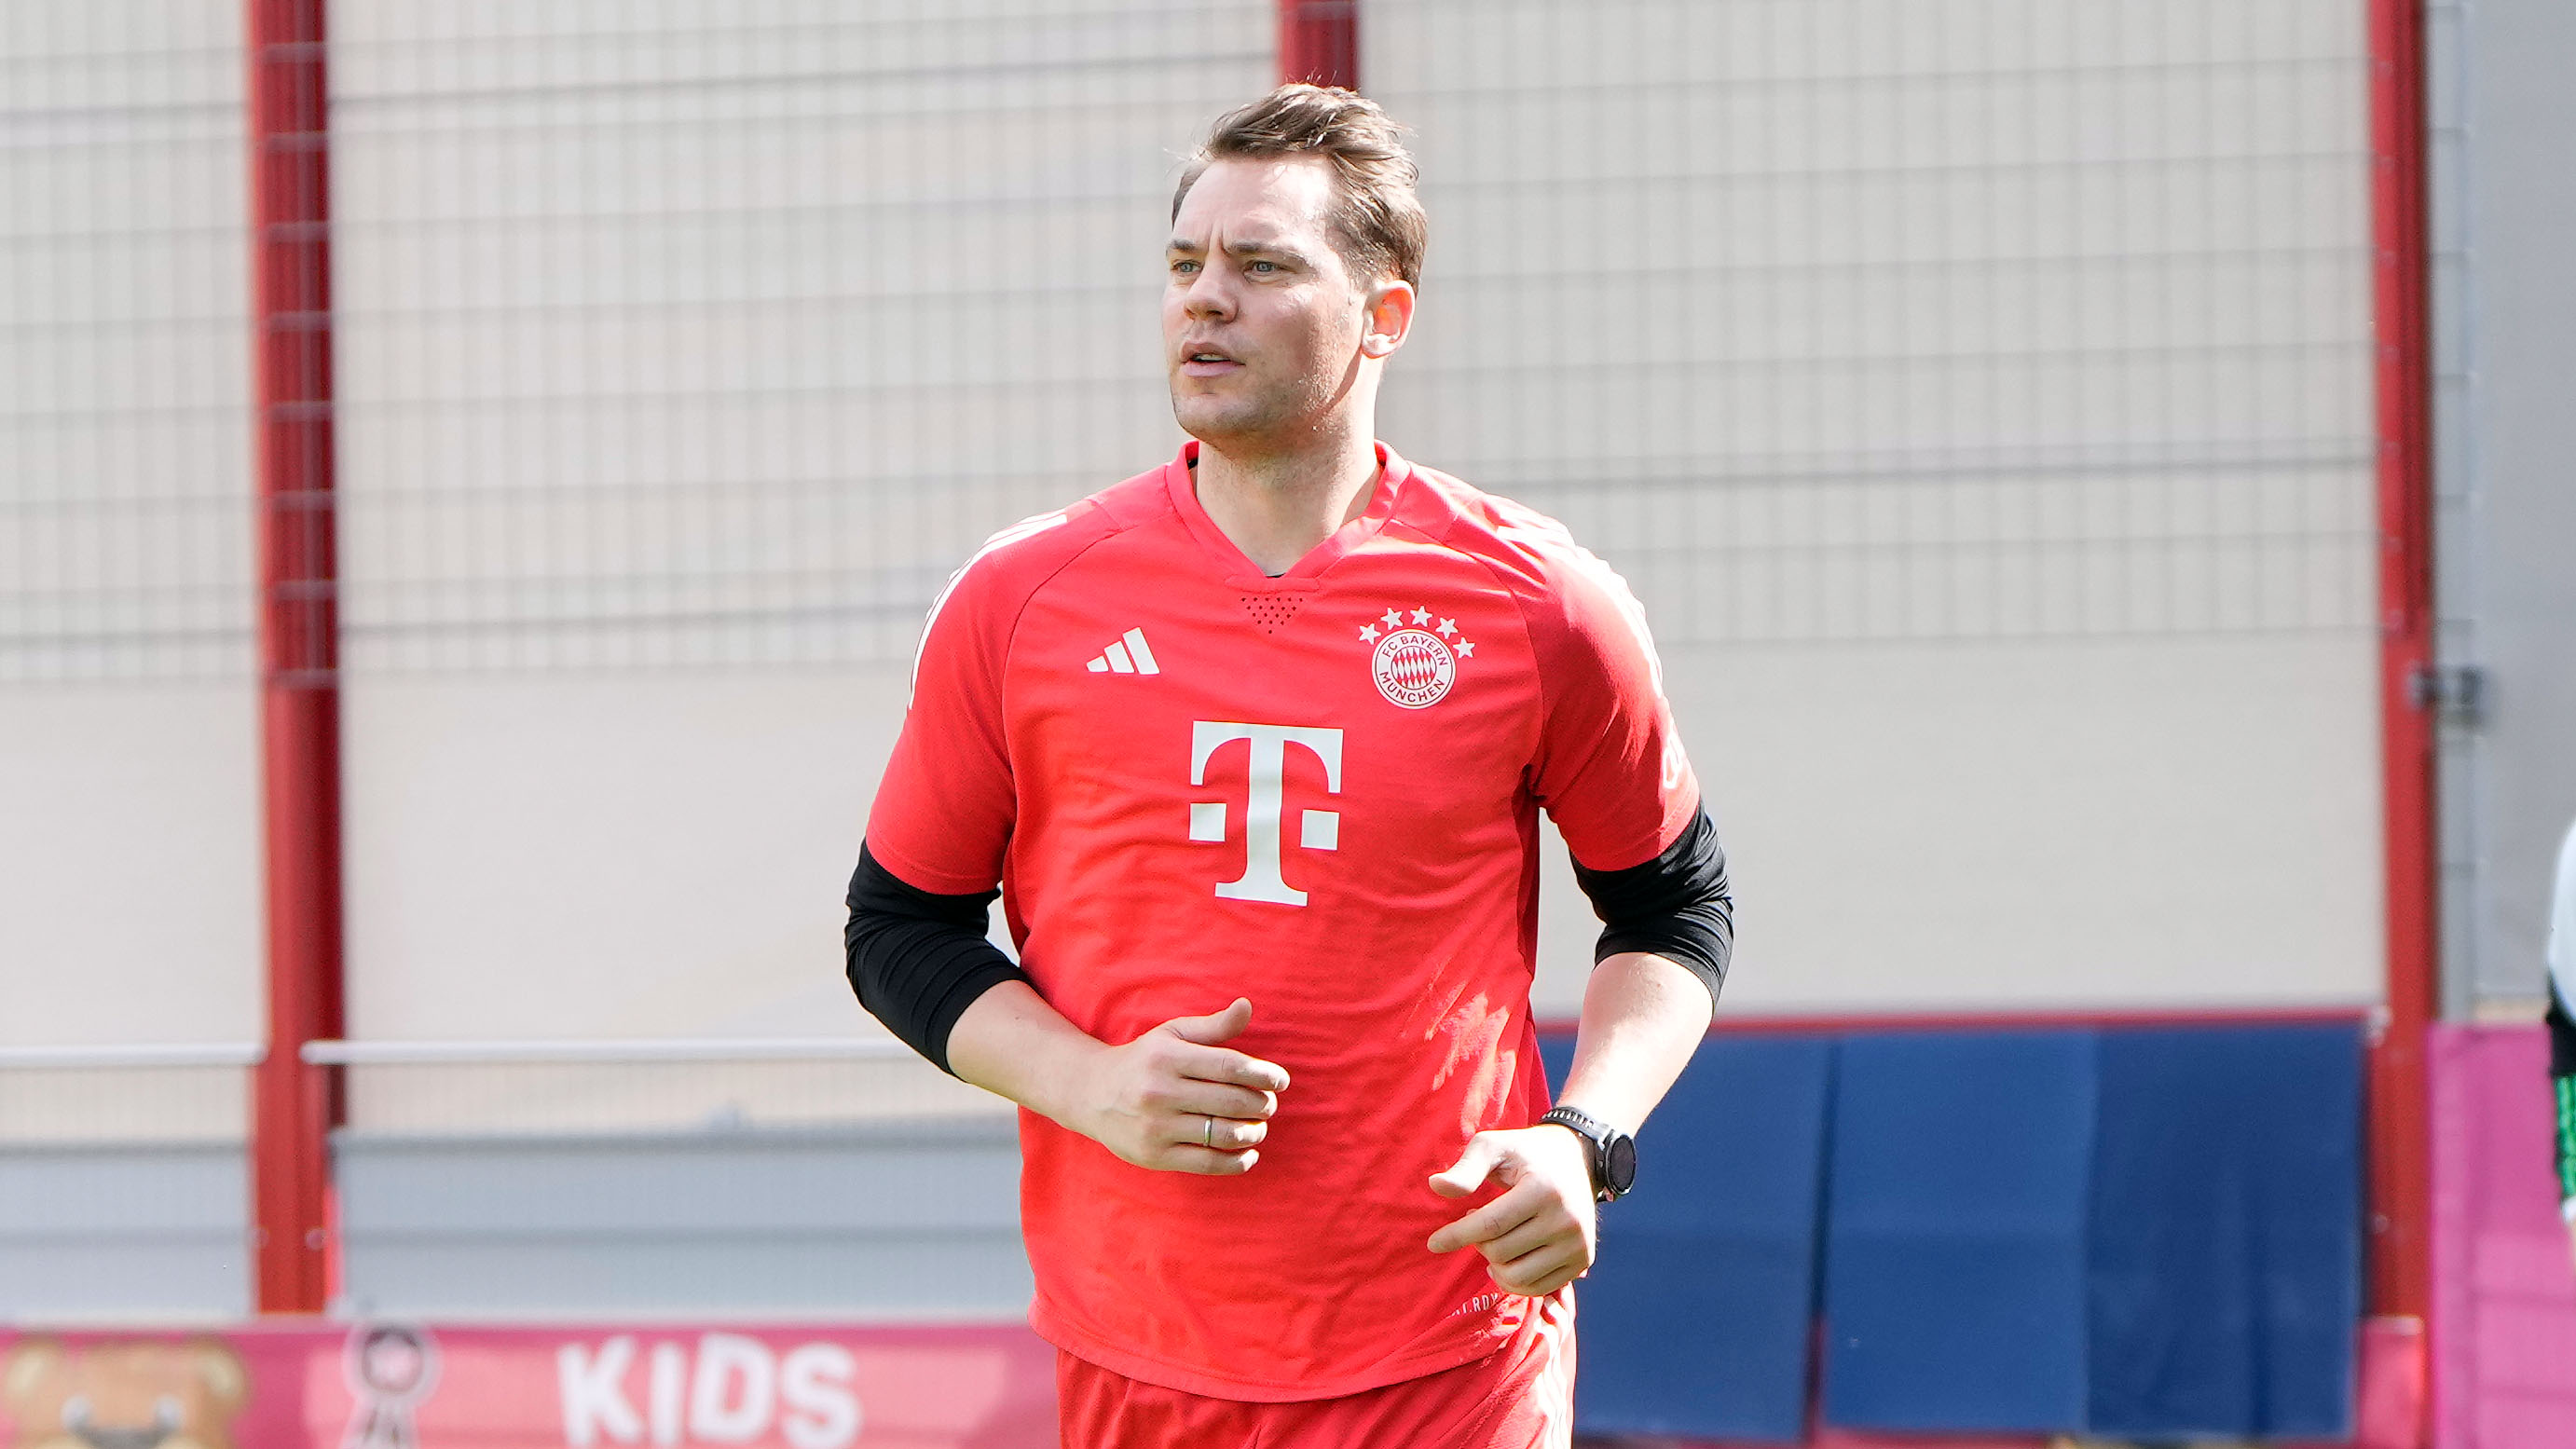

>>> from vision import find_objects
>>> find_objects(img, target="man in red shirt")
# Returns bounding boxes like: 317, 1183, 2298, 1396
847, 85, 1732, 1447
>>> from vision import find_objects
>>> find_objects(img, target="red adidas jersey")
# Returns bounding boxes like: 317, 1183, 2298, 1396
866, 441, 1698, 1401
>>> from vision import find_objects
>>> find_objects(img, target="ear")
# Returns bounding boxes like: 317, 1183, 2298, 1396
1359, 276, 1416, 360
3, 1338, 66, 1415
188, 1341, 248, 1415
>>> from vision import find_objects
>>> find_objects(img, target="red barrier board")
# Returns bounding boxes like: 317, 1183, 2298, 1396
0, 1321, 1056, 1449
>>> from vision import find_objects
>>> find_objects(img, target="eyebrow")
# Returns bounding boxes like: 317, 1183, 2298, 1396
1165, 236, 1312, 265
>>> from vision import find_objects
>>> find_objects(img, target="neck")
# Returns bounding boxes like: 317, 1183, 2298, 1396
1192, 422, 1382, 578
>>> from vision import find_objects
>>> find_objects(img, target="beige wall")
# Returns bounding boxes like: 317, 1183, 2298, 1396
0, 1, 261, 1048
1537, 635, 2385, 1017
0, 685, 264, 1046
336, 624, 2385, 1043
342, 668, 901, 1041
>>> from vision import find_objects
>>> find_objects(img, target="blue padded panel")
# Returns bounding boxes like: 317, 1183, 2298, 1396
1537, 1032, 1830, 1442
2086, 1024, 2364, 1439
1821, 1031, 2097, 1432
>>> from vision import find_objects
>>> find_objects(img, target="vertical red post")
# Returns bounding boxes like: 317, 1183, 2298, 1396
246, 0, 342, 1316
2365, 0, 2435, 1347
1278, 0, 1359, 89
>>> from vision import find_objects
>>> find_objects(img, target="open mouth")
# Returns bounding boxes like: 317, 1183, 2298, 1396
1179, 345, 1241, 376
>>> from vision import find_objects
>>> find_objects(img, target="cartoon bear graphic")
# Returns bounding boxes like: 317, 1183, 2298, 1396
0, 1337, 248, 1449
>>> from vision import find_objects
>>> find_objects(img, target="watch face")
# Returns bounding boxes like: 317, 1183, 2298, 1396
1605, 1134, 1638, 1196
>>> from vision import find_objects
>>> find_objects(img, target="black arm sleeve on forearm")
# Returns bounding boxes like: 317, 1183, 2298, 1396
2551, 977, 2576, 1078
1569, 803, 1733, 1006
843, 841, 1030, 1076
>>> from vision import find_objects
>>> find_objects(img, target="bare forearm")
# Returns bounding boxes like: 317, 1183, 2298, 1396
943, 979, 1111, 1128
1556, 950, 1714, 1133
944, 982, 1289, 1177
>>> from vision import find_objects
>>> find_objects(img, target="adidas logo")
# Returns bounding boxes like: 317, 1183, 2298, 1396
1085, 628, 1160, 676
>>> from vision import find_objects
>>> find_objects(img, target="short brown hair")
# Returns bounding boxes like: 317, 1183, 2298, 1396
1173, 84, 1428, 289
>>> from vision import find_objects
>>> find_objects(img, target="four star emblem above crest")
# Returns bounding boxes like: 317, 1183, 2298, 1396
1360, 605, 1474, 679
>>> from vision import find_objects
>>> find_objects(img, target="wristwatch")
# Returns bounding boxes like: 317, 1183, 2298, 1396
1539, 1106, 1637, 1203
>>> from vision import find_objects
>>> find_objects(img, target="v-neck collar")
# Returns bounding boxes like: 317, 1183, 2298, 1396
1162, 439, 1413, 590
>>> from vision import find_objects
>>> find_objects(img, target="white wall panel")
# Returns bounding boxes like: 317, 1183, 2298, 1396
0, 685, 262, 1047
0, 1, 261, 1054
1533, 636, 2382, 1016
343, 668, 900, 1041
1371, 0, 2386, 1012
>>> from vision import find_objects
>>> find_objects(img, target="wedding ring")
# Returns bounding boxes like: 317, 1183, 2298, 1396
1202, 1115, 1215, 1149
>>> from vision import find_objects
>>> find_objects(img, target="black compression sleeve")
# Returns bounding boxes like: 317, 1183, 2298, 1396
2548, 980, 2576, 1207
2551, 977, 2576, 1078
843, 842, 1030, 1076
1570, 803, 1733, 1005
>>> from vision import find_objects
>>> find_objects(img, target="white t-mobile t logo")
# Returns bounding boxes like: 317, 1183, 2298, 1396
1186, 721, 1344, 907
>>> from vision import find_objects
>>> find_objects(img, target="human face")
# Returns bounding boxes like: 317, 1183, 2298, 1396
1163, 156, 1408, 454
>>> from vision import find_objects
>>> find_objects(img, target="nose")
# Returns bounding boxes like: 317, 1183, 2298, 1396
1181, 263, 1235, 321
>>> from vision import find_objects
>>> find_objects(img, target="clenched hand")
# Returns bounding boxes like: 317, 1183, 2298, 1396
1426, 1126, 1596, 1296
1063, 997, 1289, 1175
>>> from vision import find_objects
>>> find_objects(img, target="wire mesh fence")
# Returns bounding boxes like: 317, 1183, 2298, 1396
327, 0, 1266, 674
0, 0, 255, 685
2, 0, 2378, 688
1371, 0, 2377, 646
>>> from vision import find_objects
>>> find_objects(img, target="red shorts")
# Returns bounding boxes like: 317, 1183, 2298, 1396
1054, 1298, 1574, 1449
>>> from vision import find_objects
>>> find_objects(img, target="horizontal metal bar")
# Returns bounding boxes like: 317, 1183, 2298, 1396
0, 1043, 263, 1069
330, 1115, 1019, 1151
301, 1038, 917, 1066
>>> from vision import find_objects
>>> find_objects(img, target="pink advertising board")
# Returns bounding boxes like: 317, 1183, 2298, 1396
0, 1321, 1056, 1449
2431, 1023, 2576, 1449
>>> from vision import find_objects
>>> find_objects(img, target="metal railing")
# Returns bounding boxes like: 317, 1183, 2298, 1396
0, 1042, 261, 1144
0, 1043, 263, 1069
301, 1037, 911, 1065
301, 1036, 1007, 1139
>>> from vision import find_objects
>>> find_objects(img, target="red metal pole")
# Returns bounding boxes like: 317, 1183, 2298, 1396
1278, 0, 1359, 89
246, 0, 342, 1317
2365, 0, 2435, 1343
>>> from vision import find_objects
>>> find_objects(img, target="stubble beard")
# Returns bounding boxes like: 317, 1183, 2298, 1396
1172, 388, 1277, 452
1170, 367, 1341, 459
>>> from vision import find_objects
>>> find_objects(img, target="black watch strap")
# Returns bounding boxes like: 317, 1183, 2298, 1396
1540, 1106, 1637, 1202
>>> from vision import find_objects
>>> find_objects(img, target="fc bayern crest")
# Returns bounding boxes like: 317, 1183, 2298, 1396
1360, 600, 1475, 708
1373, 629, 1455, 707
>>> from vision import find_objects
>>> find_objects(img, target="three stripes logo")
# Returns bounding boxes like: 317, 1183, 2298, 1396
1085, 627, 1160, 676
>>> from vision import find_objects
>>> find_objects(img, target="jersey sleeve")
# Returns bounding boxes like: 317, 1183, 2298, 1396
1522, 537, 1701, 872
863, 524, 1054, 895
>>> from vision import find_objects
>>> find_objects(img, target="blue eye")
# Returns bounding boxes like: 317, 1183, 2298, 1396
1250, 261, 1277, 274
1172, 259, 1199, 275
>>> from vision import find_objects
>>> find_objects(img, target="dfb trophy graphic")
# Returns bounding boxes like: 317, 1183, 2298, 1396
340, 1324, 439, 1449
